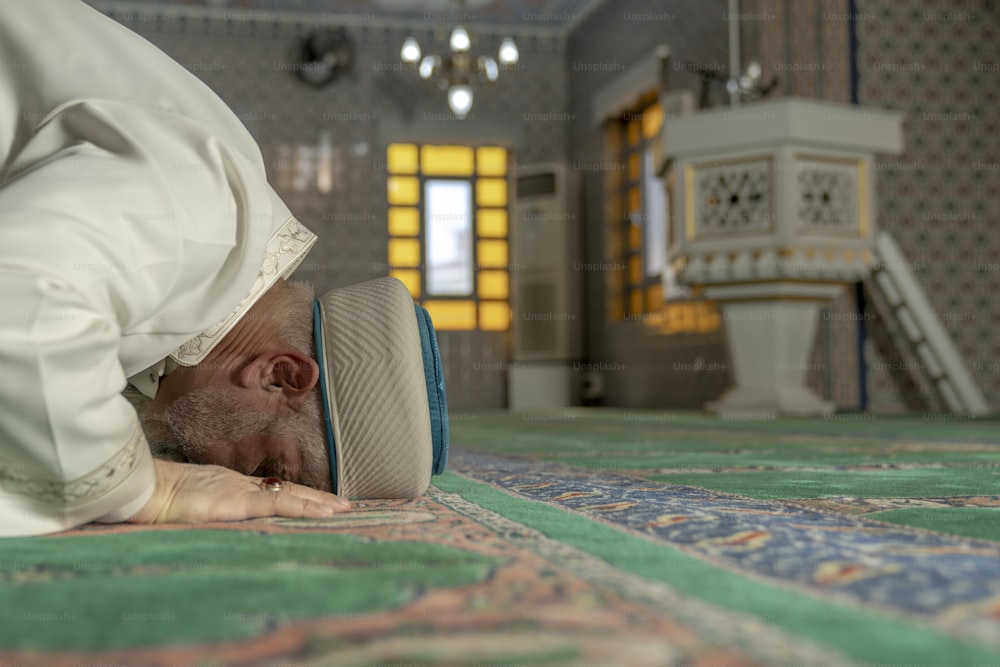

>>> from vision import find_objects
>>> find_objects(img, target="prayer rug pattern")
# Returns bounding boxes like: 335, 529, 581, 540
452, 451, 1000, 650
0, 409, 998, 666
0, 494, 841, 667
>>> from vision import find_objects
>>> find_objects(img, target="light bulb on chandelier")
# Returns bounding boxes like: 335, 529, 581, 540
400, 36, 421, 64
447, 85, 474, 118
449, 26, 471, 52
498, 38, 519, 66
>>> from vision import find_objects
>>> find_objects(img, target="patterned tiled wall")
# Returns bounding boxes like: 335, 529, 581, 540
855, 0, 1000, 413
745, 0, 853, 103
100, 6, 571, 410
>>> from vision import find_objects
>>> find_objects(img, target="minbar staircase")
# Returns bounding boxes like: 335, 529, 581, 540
865, 231, 990, 415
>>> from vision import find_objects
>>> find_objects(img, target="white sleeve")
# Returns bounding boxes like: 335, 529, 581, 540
0, 105, 199, 537
0, 266, 155, 536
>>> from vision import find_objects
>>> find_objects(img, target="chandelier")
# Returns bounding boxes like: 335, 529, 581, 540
399, 13, 519, 118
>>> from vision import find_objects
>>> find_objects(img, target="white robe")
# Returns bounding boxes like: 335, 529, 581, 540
0, 1, 317, 536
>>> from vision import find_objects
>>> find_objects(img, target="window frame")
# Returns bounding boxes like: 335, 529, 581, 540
606, 96, 721, 334
385, 142, 511, 332
619, 94, 667, 315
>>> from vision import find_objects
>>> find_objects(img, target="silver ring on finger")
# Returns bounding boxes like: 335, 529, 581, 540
260, 476, 285, 493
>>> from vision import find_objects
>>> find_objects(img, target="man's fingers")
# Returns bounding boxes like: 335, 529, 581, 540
133, 461, 354, 524
250, 479, 351, 519
274, 479, 352, 510
270, 491, 349, 519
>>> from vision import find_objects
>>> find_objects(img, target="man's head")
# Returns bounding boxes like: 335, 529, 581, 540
140, 280, 332, 490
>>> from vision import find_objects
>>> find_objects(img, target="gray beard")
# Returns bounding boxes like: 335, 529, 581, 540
125, 384, 332, 491
136, 386, 273, 466
123, 385, 187, 462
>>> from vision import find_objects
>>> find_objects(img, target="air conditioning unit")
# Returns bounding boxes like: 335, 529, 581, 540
508, 163, 582, 409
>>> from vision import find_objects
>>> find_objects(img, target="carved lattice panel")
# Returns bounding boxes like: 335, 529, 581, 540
693, 158, 773, 237
796, 159, 860, 233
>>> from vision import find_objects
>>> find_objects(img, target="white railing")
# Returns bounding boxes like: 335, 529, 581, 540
870, 231, 990, 415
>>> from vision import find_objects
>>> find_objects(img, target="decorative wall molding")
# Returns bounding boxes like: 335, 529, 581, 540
678, 248, 869, 285
86, 0, 579, 40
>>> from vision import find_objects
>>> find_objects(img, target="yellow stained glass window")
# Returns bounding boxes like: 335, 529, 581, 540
389, 269, 421, 298
387, 143, 418, 174
388, 238, 421, 267
476, 179, 507, 207
477, 239, 508, 267
385, 143, 511, 331
387, 176, 420, 205
422, 300, 477, 330
476, 147, 507, 176
641, 105, 664, 140
629, 222, 642, 251
479, 301, 510, 331
477, 270, 508, 299
613, 97, 697, 324
629, 256, 643, 284
422, 145, 475, 176
628, 153, 641, 181
626, 119, 641, 147
628, 186, 641, 214
388, 207, 420, 236
477, 209, 507, 238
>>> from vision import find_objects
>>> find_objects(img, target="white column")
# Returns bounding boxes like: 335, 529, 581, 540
704, 282, 843, 417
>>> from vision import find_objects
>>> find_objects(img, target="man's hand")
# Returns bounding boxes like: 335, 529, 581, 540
128, 459, 351, 524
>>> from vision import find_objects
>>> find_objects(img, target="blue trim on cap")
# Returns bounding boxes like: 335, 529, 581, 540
414, 304, 449, 475
312, 300, 339, 492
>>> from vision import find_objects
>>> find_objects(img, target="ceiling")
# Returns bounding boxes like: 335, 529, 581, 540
90, 0, 607, 33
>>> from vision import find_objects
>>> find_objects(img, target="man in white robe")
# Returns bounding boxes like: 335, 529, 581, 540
0, 0, 352, 536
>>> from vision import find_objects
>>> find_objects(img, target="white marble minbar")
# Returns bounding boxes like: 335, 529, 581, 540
665, 98, 904, 417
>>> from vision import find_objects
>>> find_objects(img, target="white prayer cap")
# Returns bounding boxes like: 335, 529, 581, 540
313, 278, 449, 498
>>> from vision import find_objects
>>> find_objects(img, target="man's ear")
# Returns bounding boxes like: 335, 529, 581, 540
240, 350, 319, 411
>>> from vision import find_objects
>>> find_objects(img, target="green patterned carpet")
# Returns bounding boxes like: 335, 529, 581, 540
1, 409, 998, 666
